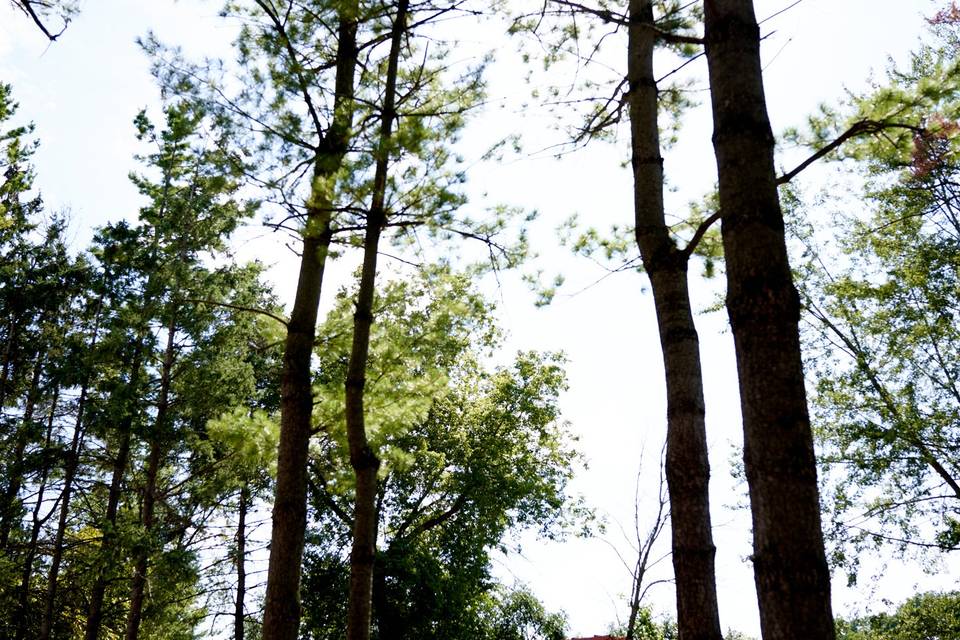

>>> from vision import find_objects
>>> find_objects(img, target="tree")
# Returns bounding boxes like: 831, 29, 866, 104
835, 591, 960, 640
702, 1, 834, 638
625, 3, 722, 639
300, 273, 581, 640
119, 102, 256, 640
509, 3, 723, 635
795, 8, 960, 574
0, 84, 98, 640
145, 5, 364, 636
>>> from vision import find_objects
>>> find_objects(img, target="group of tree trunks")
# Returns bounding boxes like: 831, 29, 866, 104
15, 1, 943, 640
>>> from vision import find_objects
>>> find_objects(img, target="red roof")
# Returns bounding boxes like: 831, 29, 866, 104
570, 636, 626, 640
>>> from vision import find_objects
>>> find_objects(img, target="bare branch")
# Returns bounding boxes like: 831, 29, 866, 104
185, 297, 289, 327
680, 210, 722, 259
12, 0, 68, 41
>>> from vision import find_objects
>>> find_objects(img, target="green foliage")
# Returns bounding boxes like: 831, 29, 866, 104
609, 606, 677, 640
836, 591, 960, 640
300, 271, 584, 640
798, 13, 960, 577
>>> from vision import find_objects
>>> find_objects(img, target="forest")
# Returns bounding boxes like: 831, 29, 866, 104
0, 0, 958, 639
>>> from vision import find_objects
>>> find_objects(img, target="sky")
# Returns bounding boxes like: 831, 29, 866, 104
0, 0, 955, 637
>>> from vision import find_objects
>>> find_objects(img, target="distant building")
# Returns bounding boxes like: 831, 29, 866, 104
569, 636, 626, 640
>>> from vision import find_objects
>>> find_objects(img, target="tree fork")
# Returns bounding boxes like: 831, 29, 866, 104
627, 2, 723, 638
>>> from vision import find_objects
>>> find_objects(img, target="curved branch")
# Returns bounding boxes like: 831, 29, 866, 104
679, 209, 722, 259
13, 0, 67, 41
185, 297, 289, 327
777, 119, 923, 186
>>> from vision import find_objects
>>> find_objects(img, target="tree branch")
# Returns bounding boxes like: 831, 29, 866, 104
777, 119, 923, 186
13, 0, 67, 41
679, 210, 722, 259
185, 297, 289, 327
308, 464, 353, 527
253, 0, 325, 140
546, 0, 704, 44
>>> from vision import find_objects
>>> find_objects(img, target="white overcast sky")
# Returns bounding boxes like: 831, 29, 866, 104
1, 0, 956, 637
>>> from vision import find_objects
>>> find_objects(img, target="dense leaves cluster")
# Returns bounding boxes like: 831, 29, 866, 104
300, 275, 582, 640
836, 591, 960, 640
0, 87, 285, 639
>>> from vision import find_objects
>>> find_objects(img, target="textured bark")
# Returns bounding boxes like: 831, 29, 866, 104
626, 3, 722, 639
345, 4, 407, 640
124, 312, 177, 640
85, 342, 145, 640
702, 2, 835, 638
0, 317, 18, 407
235, 484, 248, 640
260, 9, 359, 640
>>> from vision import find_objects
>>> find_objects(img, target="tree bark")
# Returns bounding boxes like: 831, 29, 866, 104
0, 316, 19, 408
626, 4, 723, 639
702, 2, 835, 638
345, 4, 407, 639
235, 483, 248, 640
85, 341, 146, 640
260, 8, 359, 640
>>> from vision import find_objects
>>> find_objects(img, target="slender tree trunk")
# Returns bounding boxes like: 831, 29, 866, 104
626, 4, 723, 639
235, 483, 248, 640
0, 316, 21, 408
260, 9, 359, 640
40, 294, 104, 640
14, 386, 59, 640
85, 342, 146, 640
39, 384, 87, 640
0, 349, 45, 549
123, 441, 161, 640
124, 312, 177, 640
345, 5, 407, 639
702, 2, 834, 638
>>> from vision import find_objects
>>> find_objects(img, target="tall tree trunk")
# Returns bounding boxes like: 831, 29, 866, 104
14, 385, 59, 640
345, 4, 407, 639
0, 317, 18, 408
40, 294, 104, 640
124, 312, 177, 640
626, 4, 723, 639
85, 341, 146, 640
0, 349, 45, 549
702, 2, 835, 638
260, 9, 359, 640
235, 483, 248, 640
